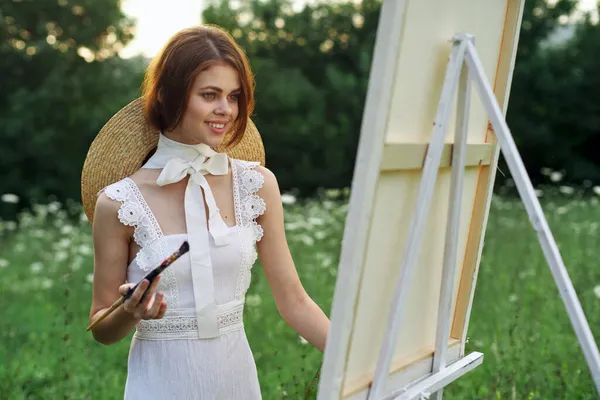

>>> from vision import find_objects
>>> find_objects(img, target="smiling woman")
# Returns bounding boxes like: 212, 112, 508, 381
82, 24, 330, 400
141, 27, 254, 149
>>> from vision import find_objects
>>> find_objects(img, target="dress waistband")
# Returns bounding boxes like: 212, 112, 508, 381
134, 300, 244, 340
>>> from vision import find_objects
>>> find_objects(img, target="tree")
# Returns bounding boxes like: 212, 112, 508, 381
503, 0, 598, 187
0, 0, 146, 218
203, 0, 381, 195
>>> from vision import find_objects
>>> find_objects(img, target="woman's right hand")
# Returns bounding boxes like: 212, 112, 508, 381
119, 276, 167, 321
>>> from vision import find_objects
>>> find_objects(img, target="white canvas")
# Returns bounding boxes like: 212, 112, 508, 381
318, 1, 525, 398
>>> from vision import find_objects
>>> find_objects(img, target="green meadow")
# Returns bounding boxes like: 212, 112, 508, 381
1, 187, 599, 399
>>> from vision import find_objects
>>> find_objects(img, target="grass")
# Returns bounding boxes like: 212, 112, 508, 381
0, 186, 599, 399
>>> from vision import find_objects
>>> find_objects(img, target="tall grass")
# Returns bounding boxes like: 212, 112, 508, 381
1, 187, 599, 399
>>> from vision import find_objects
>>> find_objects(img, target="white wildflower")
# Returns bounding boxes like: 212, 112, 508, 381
58, 238, 71, 249
41, 279, 53, 290
0, 259, 8, 268
550, 171, 563, 182
593, 186, 600, 196
300, 235, 314, 246
32, 229, 46, 238
281, 194, 296, 205
314, 231, 327, 240
540, 167, 552, 176
299, 336, 308, 345
594, 285, 600, 299
319, 254, 333, 267
33, 204, 48, 219
308, 217, 325, 226
14, 243, 25, 253
1, 193, 19, 204
322, 200, 336, 210
5, 221, 17, 231
559, 186, 574, 195
556, 206, 568, 215
71, 257, 83, 271
55, 251, 68, 262
78, 245, 92, 256
284, 221, 303, 231
508, 294, 518, 302
30, 262, 43, 273
47, 202, 61, 213
535, 189, 543, 197
61, 225, 74, 235
86, 273, 94, 283
246, 294, 262, 307
325, 189, 341, 198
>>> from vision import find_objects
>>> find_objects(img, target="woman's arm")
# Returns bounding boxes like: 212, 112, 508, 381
88, 193, 166, 345
255, 167, 330, 352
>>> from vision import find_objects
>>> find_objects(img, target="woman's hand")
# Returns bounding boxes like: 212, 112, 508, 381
119, 276, 167, 321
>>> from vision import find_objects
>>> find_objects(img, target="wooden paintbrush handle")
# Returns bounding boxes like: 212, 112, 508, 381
86, 295, 125, 331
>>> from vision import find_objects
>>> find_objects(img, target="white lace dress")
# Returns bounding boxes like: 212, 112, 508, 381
101, 158, 266, 400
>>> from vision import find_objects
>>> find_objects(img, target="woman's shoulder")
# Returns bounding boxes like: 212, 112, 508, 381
94, 169, 157, 224
231, 158, 277, 190
230, 159, 280, 210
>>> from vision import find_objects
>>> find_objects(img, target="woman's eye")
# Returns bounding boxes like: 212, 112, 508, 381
229, 94, 239, 102
202, 93, 215, 100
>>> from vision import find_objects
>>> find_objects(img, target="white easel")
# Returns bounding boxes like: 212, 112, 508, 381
364, 33, 600, 400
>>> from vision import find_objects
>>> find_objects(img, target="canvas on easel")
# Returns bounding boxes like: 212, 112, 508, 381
317, 1, 525, 399
318, 0, 600, 398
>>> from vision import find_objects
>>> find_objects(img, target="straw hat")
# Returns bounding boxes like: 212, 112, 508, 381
81, 97, 265, 224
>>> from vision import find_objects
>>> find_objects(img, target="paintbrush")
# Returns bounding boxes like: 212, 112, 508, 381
86, 241, 190, 331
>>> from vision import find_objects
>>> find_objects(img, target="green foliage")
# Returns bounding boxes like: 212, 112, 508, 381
2, 191, 600, 398
0, 0, 146, 219
3, 0, 600, 217
203, 0, 381, 195
504, 0, 600, 187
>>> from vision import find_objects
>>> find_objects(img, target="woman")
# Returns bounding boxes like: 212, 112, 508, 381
83, 25, 330, 399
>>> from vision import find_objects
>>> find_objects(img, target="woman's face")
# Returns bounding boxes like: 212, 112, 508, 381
167, 61, 241, 147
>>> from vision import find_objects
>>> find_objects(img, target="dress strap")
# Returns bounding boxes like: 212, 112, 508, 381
231, 159, 266, 300
100, 178, 168, 271
231, 159, 266, 242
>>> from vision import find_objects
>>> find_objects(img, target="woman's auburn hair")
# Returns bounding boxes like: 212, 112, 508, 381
142, 24, 255, 148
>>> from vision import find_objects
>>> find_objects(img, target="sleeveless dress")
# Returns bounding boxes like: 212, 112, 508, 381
100, 158, 265, 400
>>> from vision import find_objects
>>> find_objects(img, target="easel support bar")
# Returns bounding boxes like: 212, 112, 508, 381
430, 34, 474, 400
383, 352, 484, 400
367, 36, 471, 400
464, 39, 600, 394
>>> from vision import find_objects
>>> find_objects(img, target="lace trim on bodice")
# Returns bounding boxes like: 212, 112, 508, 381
134, 300, 245, 340
101, 178, 179, 308
100, 159, 266, 339
103, 178, 166, 270
231, 160, 266, 300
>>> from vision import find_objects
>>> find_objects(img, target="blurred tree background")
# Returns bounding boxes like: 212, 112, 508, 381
1, 0, 600, 220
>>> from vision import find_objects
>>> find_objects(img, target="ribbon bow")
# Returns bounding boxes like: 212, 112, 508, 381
156, 148, 231, 247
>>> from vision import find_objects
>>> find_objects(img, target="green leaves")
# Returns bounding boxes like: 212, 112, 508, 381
203, 0, 379, 195
0, 0, 144, 219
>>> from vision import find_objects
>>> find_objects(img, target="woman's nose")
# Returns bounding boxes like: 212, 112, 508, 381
215, 98, 232, 116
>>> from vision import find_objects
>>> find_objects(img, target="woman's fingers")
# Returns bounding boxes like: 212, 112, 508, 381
118, 282, 135, 296
123, 279, 149, 313
120, 277, 166, 320
139, 276, 161, 309
144, 291, 164, 319
155, 301, 167, 319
